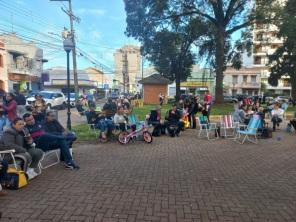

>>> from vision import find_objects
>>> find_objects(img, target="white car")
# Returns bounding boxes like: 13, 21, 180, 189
26, 91, 67, 110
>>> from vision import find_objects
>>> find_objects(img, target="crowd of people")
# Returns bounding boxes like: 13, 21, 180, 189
1, 89, 296, 196
0, 91, 79, 196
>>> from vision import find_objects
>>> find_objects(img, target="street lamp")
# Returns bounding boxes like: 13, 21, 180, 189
63, 38, 74, 130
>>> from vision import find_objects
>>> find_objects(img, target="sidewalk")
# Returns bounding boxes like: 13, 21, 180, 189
0, 129, 296, 221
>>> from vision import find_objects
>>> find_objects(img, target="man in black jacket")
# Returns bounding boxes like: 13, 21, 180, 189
165, 104, 183, 137
14, 90, 27, 117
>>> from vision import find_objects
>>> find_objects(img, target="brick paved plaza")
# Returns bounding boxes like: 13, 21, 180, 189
1, 129, 296, 222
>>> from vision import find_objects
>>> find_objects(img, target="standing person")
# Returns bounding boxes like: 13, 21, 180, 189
203, 90, 213, 122
159, 93, 164, 106
0, 93, 17, 128
271, 103, 284, 131
188, 97, 199, 129
14, 90, 27, 117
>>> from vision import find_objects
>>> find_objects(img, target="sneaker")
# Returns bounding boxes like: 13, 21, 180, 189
64, 161, 80, 170
26, 168, 38, 180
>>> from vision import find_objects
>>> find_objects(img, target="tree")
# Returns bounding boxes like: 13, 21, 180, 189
124, 0, 274, 103
268, 0, 296, 100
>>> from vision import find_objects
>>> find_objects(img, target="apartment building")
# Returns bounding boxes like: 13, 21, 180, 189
0, 33, 46, 92
114, 45, 141, 93
252, 0, 291, 96
0, 40, 7, 92
224, 66, 261, 96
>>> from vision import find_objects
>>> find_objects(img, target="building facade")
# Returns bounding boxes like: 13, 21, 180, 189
0, 33, 46, 92
114, 45, 141, 93
224, 66, 261, 96
251, 1, 291, 96
43, 67, 97, 93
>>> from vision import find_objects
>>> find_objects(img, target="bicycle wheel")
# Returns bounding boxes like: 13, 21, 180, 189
143, 131, 153, 143
118, 132, 130, 144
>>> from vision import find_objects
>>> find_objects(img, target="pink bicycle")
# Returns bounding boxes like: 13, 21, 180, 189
118, 124, 153, 144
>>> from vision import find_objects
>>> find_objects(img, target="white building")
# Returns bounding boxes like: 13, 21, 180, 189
0, 33, 46, 92
114, 45, 141, 93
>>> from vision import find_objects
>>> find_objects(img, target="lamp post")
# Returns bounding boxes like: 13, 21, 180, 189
63, 38, 74, 130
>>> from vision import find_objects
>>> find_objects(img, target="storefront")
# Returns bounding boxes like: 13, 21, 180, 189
8, 73, 41, 92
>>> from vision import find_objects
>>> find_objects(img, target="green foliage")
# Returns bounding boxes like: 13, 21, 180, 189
268, 0, 296, 99
124, 0, 274, 103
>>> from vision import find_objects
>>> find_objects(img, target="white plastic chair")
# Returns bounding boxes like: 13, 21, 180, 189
197, 116, 218, 140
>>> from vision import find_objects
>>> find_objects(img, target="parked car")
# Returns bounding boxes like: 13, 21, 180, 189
223, 95, 238, 103
275, 96, 290, 103
26, 91, 67, 110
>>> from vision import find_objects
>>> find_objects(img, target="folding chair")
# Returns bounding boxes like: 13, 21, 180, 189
197, 116, 218, 140
234, 115, 262, 144
220, 115, 239, 138
128, 114, 145, 129
0, 149, 18, 169
39, 150, 60, 170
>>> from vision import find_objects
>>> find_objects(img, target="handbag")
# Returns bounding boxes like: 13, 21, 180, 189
4, 167, 28, 190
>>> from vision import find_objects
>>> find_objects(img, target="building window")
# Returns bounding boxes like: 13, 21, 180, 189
251, 76, 256, 83
0, 54, 3, 67
256, 34, 263, 41
243, 76, 248, 83
232, 75, 238, 84
254, 56, 261, 65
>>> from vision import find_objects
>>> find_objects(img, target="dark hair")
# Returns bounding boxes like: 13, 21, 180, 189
6, 92, 15, 99
12, 117, 23, 125
46, 111, 54, 116
23, 113, 32, 120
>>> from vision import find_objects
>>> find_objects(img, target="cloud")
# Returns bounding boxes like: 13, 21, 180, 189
76, 8, 106, 17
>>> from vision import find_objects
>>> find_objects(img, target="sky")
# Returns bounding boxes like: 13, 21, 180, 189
0, 0, 139, 72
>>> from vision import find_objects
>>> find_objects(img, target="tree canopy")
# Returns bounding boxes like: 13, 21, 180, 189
124, 0, 274, 102
268, 0, 296, 100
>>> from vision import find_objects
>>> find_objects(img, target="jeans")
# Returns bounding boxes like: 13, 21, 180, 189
34, 133, 72, 163
0, 160, 8, 184
0, 117, 6, 137
272, 116, 282, 130
96, 119, 114, 132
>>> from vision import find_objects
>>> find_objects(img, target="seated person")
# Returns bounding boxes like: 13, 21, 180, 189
232, 106, 246, 124
43, 111, 77, 148
148, 106, 165, 136
23, 113, 79, 170
94, 108, 114, 140
2, 118, 44, 179
102, 98, 117, 120
114, 106, 128, 131
0, 159, 8, 196
271, 103, 284, 131
165, 104, 182, 137
32, 95, 47, 123
85, 106, 98, 125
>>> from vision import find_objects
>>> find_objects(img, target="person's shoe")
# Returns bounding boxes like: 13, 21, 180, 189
64, 161, 80, 170
0, 184, 7, 196
26, 168, 38, 180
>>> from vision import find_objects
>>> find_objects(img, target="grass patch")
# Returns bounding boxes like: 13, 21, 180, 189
133, 103, 235, 120
72, 124, 97, 142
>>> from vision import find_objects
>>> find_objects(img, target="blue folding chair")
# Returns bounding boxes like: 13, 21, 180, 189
235, 115, 262, 144
128, 114, 145, 129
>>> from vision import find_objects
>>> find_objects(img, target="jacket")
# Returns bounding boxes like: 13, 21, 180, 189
1, 127, 27, 154
2, 100, 17, 121
43, 119, 64, 134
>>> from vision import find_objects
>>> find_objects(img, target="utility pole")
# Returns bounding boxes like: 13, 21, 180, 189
121, 50, 129, 93
50, 0, 79, 100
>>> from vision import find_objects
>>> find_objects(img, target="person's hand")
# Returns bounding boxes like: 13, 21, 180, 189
27, 138, 33, 145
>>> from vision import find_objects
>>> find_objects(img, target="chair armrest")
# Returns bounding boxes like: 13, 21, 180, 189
0, 149, 16, 154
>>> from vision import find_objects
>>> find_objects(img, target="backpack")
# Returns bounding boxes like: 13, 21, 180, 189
261, 128, 272, 139
4, 167, 28, 190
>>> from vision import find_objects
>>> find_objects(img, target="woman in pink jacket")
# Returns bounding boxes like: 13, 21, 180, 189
0, 93, 17, 127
